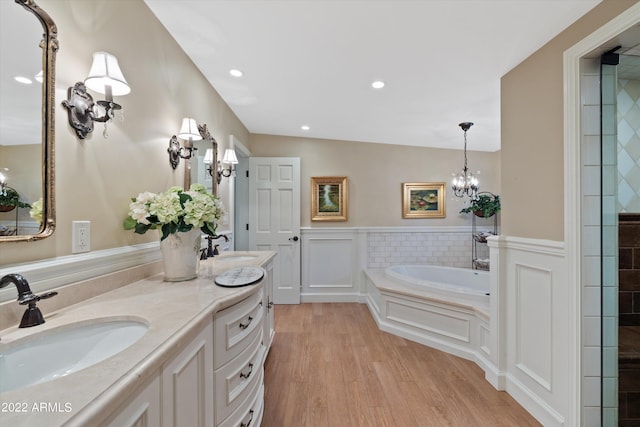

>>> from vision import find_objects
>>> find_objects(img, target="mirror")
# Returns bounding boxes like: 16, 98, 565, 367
190, 123, 218, 196
0, 0, 57, 241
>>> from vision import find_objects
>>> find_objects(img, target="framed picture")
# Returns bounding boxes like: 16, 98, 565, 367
311, 176, 348, 221
402, 182, 446, 218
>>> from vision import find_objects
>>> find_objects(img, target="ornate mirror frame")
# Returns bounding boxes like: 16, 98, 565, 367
197, 124, 219, 197
2, 0, 58, 242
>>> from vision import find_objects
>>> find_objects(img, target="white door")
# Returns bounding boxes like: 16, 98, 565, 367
249, 157, 300, 304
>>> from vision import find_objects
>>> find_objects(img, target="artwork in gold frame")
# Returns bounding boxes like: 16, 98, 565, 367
402, 182, 446, 218
311, 176, 348, 221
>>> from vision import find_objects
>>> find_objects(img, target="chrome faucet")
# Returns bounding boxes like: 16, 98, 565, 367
0, 274, 57, 328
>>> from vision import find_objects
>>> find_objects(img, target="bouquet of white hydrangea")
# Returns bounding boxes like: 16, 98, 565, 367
124, 183, 224, 241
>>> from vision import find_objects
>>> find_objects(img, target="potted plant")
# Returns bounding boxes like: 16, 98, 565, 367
459, 192, 500, 218
123, 183, 225, 281
0, 187, 31, 212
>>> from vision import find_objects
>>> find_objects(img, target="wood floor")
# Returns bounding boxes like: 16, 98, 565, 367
263, 303, 541, 427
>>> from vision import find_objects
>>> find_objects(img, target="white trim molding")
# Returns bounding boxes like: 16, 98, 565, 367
563, 4, 640, 425
0, 243, 160, 303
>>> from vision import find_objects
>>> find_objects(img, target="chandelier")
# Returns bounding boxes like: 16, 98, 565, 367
451, 122, 479, 200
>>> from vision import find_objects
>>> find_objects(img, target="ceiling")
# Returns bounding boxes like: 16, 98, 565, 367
147, 1, 601, 152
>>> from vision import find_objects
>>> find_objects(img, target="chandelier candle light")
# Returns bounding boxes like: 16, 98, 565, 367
451, 122, 479, 200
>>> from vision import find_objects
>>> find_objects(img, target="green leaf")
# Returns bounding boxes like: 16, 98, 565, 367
202, 222, 216, 236
123, 216, 137, 230
134, 222, 151, 235
179, 192, 191, 206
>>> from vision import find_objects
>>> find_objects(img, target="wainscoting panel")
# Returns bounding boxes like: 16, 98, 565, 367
301, 229, 358, 302
515, 264, 553, 391
385, 296, 472, 343
497, 236, 568, 427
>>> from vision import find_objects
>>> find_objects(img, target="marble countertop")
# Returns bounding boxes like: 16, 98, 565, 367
0, 251, 276, 427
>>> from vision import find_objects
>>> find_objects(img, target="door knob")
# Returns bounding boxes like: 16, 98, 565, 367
289, 236, 299, 242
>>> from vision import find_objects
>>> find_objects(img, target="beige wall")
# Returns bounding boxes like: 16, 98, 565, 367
249, 134, 501, 227
0, 0, 249, 266
500, 0, 638, 241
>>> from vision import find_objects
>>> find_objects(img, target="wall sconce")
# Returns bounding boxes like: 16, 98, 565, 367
451, 122, 480, 200
167, 118, 202, 169
203, 148, 215, 176
63, 52, 130, 139
217, 148, 239, 184
203, 148, 238, 183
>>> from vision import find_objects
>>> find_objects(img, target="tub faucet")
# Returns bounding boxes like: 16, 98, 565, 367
0, 273, 58, 328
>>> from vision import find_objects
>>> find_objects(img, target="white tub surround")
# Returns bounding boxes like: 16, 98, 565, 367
385, 264, 490, 303
364, 268, 492, 380
0, 251, 275, 427
366, 235, 571, 427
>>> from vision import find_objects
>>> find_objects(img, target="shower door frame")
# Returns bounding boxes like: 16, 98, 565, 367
564, 4, 640, 425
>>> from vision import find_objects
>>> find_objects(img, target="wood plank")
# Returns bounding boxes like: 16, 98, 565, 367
262, 303, 541, 427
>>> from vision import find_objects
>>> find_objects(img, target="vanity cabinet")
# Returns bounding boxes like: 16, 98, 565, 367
162, 321, 214, 427
213, 288, 265, 426
101, 375, 161, 427
101, 322, 214, 427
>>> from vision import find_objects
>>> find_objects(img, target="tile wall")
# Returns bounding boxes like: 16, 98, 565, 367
617, 78, 640, 212
366, 230, 482, 269
618, 213, 640, 426
581, 58, 610, 426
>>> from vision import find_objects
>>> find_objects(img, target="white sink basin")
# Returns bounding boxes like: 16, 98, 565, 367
0, 319, 148, 392
217, 255, 257, 262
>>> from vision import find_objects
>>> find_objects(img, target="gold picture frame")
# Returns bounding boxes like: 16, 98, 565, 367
402, 182, 446, 218
311, 176, 348, 221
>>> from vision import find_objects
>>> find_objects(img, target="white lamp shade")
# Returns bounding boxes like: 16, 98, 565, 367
203, 148, 214, 165
178, 118, 202, 140
222, 148, 238, 164
84, 52, 130, 96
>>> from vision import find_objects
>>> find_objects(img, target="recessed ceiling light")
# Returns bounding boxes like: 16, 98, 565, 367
371, 80, 385, 89
301, 125, 310, 131
229, 69, 243, 77
14, 76, 32, 85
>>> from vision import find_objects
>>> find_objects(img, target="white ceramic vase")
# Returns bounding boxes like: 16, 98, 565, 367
159, 228, 202, 281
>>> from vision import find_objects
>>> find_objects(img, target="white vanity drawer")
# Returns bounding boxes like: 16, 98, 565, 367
214, 329, 265, 424
214, 289, 264, 368
218, 381, 264, 427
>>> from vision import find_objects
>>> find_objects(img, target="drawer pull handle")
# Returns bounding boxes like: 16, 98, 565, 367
240, 409, 254, 427
239, 316, 253, 330
240, 363, 254, 379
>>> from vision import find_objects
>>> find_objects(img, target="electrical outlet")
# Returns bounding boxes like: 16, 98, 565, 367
72, 221, 91, 253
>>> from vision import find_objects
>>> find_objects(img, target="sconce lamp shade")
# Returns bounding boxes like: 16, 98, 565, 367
84, 52, 130, 96
178, 118, 202, 140
222, 148, 239, 164
203, 148, 214, 165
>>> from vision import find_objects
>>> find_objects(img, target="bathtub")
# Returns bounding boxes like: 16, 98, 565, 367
384, 265, 489, 303
364, 265, 494, 379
